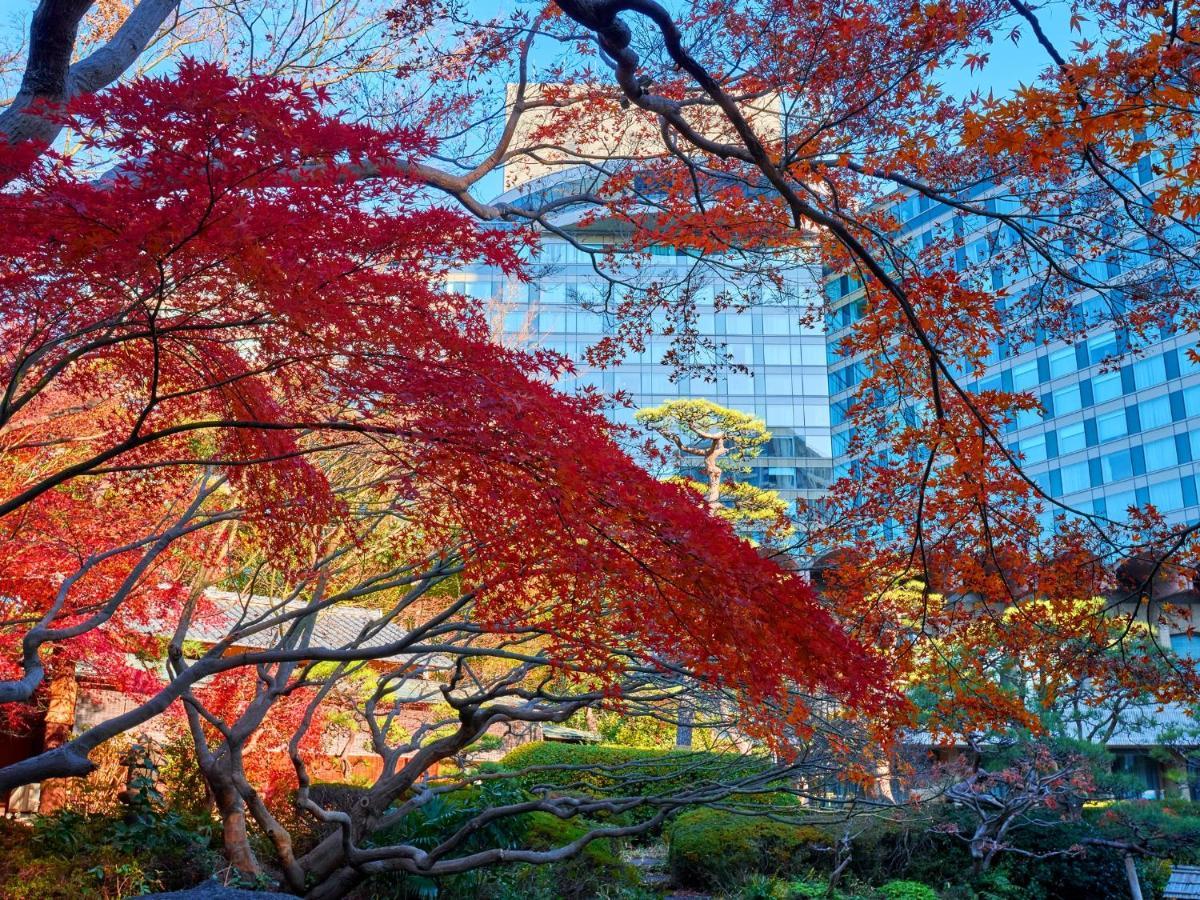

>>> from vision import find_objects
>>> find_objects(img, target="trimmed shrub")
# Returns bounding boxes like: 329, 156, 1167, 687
879, 881, 938, 900
520, 811, 640, 898
869, 799, 1200, 900
269, 780, 375, 856
361, 781, 639, 899
667, 807, 833, 890
499, 741, 793, 830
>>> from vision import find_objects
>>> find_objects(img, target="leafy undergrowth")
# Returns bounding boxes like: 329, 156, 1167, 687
0, 806, 219, 899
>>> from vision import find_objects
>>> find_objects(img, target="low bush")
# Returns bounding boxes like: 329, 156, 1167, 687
667, 807, 833, 890
1087, 798, 1200, 859
0, 802, 218, 899
268, 780, 376, 856
360, 780, 639, 899
667, 799, 1200, 899
498, 741, 794, 832
878, 881, 938, 900
732, 875, 885, 899
518, 811, 641, 899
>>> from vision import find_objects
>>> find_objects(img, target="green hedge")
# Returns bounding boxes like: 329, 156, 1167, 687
520, 810, 641, 898
667, 807, 833, 890
664, 799, 1200, 898
498, 741, 792, 826
878, 882, 938, 900
361, 779, 639, 900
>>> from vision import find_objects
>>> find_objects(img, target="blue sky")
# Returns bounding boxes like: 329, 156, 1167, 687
937, 1, 1085, 99
0, 0, 1081, 96
0, 0, 1084, 201
0, 0, 1081, 102
458, 0, 1081, 99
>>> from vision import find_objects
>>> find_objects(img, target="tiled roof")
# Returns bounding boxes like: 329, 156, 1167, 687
1104, 704, 1199, 747
1165, 864, 1200, 898
905, 702, 1199, 749
174, 589, 451, 667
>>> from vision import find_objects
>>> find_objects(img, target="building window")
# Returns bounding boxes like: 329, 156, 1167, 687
1012, 360, 1040, 391
765, 467, 797, 489
762, 315, 791, 335
1048, 346, 1077, 378
1060, 461, 1091, 494
766, 405, 795, 427
765, 372, 791, 394
802, 404, 831, 427
1113, 753, 1162, 799
1018, 434, 1047, 463
801, 373, 826, 395
727, 373, 754, 394
1101, 450, 1134, 481
1181, 349, 1200, 375
798, 343, 826, 365
650, 370, 676, 392
1105, 488, 1137, 520
725, 314, 753, 335
763, 345, 790, 365
1133, 355, 1168, 389
1149, 478, 1185, 512
1057, 422, 1086, 454
1092, 371, 1123, 403
539, 311, 568, 331
1014, 407, 1044, 429
1053, 384, 1082, 414
1096, 410, 1128, 442
1144, 436, 1179, 472
1140, 395, 1172, 429
1184, 385, 1200, 417
1089, 332, 1119, 364
1171, 633, 1200, 659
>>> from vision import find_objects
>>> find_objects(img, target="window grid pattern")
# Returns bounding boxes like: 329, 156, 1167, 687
451, 239, 833, 504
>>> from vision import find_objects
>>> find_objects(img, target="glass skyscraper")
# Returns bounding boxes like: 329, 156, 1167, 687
826, 185, 1200, 531
448, 168, 833, 508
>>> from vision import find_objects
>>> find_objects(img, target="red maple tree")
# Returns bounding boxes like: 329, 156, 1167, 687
0, 47, 892, 892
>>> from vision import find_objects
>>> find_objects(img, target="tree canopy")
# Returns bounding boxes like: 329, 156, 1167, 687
1, 0, 1199, 894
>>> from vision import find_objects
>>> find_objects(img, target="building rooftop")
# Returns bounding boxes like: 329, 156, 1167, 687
1165, 864, 1200, 898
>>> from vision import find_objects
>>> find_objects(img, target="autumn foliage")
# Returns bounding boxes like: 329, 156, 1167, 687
0, 59, 891, 770
1, 0, 1199, 891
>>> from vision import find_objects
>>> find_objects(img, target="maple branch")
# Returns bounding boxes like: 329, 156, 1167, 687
0, 0, 182, 152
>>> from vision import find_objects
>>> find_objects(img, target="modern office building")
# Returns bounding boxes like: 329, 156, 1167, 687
447, 167, 834, 508
826, 185, 1200, 534
823, 183, 1200, 796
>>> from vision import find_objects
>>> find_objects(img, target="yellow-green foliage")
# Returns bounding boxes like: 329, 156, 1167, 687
670, 476, 792, 528
878, 881, 939, 900
499, 742, 789, 811
523, 811, 635, 875
636, 399, 771, 471
666, 807, 832, 890
0, 814, 215, 899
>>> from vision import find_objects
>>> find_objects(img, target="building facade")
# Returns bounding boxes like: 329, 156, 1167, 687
822, 181, 1200, 797
826, 185, 1200, 535
448, 169, 834, 508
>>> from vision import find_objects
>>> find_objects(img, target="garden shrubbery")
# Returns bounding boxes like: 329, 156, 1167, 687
360, 777, 641, 899
271, 780, 375, 856
877, 881, 938, 900
667, 807, 833, 890
0, 794, 219, 898
500, 741, 783, 793
498, 741, 794, 830
8, 737, 1200, 900
664, 798, 1200, 899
